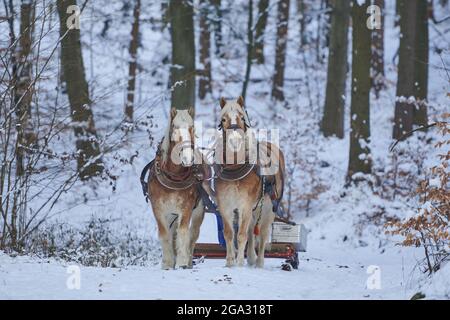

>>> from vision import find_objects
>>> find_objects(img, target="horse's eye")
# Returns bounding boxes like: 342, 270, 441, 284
222, 119, 226, 122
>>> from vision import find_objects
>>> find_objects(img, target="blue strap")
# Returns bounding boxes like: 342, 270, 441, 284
196, 184, 226, 248
214, 212, 226, 247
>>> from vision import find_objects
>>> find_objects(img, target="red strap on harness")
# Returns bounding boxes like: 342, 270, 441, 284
253, 225, 260, 236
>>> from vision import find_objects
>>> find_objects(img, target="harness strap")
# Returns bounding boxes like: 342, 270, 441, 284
140, 160, 154, 202
214, 163, 255, 182
196, 184, 226, 247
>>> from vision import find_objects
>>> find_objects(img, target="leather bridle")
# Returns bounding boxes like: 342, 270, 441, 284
216, 108, 256, 182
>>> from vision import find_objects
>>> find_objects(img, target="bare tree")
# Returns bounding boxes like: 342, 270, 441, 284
199, 0, 212, 100
57, 0, 103, 179
211, 0, 223, 56
15, 0, 35, 178
371, 0, 385, 98
413, 0, 429, 127
296, 0, 309, 47
321, 0, 350, 138
393, 0, 418, 139
242, 0, 254, 100
253, 0, 269, 64
347, 0, 372, 183
125, 0, 141, 123
271, 0, 290, 102
169, 0, 196, 110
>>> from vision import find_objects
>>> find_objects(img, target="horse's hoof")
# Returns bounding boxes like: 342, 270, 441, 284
177, 265, 191, 270
256, 260, 264, 269
225, 260, 235, 268
161, 265, 173, 270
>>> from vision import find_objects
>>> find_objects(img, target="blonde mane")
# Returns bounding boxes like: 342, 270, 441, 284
220, 100, 251, 126
160, 109, 194, 164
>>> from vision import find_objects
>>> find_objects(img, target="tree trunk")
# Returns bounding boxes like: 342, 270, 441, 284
57, 0, 103, 180
242, 0, 254, 100
169, 0, 196, 110
253, 0, 269, 64
393, 0, 417, 139
395, 0, 401, 26
315, 0, 331, 63
125, 0, 141, 122
413, 0, 429, 127
347, 0, 372, 183
271, 0, 290, 102
321, 0, 350, 139
297, 0, 308, 47
199, 0, 212, 100
15, 1, 34, 177
11, 0, 34, 250
211, 0, 223, 56
371, 0, 385, 99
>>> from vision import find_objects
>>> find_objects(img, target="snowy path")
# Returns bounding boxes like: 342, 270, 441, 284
0, 242, 419, 300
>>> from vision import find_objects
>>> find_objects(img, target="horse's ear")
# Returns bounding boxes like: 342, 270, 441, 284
170, 107, 177, 119
237, 96, 245, 108
187, 106, 195, 117
219, 97, 227, 109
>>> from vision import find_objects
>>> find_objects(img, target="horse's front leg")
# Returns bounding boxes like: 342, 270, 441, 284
189, 201, 205, 268
256, 197, 275, 268
247, 216, 257, 266
256, 227, 270, 268
154, 211, 175, 270
175, 208, 193, 269
222, 211, 236, 267
237, 206, 252, 267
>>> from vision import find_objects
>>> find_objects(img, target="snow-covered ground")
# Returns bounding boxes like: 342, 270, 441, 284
0, 240, 422, 300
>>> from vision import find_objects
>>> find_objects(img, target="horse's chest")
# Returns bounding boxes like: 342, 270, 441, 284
149, 180, 197, 209
215, 174, 261, 204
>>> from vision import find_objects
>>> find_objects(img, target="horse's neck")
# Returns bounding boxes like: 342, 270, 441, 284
162, 141, 191, 174
165, 158, 189, 174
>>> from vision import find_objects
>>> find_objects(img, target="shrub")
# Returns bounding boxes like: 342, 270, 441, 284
386, 116, 450, 274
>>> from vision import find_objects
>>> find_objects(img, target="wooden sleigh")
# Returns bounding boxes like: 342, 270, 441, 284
193, 216, 307, 270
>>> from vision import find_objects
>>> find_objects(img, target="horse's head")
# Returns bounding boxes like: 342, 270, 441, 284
218, 96, 250, 153
166, 107, 195, 167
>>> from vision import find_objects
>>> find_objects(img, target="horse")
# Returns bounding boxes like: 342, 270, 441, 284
213, 96, 286, 268
146, 108, 208, 269
247, 141, 285, 268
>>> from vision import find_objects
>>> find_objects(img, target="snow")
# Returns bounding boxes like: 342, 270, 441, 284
419, 263, 450, 300
0, 242, 420, 300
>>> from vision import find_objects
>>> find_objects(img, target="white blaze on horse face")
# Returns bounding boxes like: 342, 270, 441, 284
220, 101, 249, 128
227, 129, 244, 152
170, 110, 194, 166
221, 101, 249, 163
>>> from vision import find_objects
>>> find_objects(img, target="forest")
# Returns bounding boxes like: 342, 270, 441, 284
0, 0, 449, 299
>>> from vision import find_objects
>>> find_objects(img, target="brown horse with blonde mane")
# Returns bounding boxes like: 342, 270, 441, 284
146, 108, 208, 269
213, 97, 286, 268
